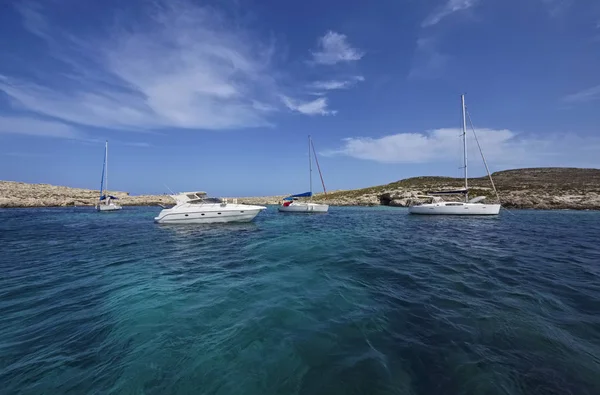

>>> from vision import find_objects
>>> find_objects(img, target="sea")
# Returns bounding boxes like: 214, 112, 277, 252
1, 206, 599, 395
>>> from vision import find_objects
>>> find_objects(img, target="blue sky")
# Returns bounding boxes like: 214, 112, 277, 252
1, 0, 599, 196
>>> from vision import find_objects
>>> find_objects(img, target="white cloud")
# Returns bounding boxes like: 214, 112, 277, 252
323, 128, 600, 168
563, 85, 600, 103
0, 116, 81, 139
408, 38, 447, 79
422, 0, 479, 27
310, 31, 363, 65
309, 76, 364, 91
281, 96, 336, 116
1, 1, 282, 132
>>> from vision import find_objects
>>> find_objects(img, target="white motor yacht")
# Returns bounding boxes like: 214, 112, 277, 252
279, 135, 329, 214
408, 94, 501, 216
154, 192, 266, 224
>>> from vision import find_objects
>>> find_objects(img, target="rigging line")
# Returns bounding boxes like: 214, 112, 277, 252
311, 139, 327, 195
466, 108, 501, 204
164, 184, 175, 195
99, 144, 106, 200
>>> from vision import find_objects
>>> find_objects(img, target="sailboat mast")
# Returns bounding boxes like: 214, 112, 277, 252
461, 94, 468, 202
308, 135, 313, 201
105, 140, 108, 200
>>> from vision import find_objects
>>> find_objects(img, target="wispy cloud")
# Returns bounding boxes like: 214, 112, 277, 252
563, 85, 600, 103
323, 128, 600, 168
308, 76, 364, 91
1, 152, 50, 158
541, 0, 573, 18
0, 116, 82, 139
310, 31, 364, 65
281, 96, 336, 116
0, 115, 152, 148
415, 0, 479, 79
1, 1, 285, 132
422, 0, 479, 27
408, 38, 448, 79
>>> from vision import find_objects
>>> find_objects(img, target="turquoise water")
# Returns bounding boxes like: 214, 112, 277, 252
1, 206, 600, 394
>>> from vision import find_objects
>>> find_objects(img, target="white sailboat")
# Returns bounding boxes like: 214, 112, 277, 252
409, 95, 501, 215
96, 140, 122, 212
278, 135, 329, 213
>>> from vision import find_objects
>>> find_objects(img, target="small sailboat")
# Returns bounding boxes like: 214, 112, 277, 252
96, 140, 122, 212
279, 135, 329, 213
409, 95, 501, 215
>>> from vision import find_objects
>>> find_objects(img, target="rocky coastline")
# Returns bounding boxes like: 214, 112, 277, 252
2, 168, 600, 210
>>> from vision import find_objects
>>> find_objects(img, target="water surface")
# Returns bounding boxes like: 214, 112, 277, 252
1, 206, 599, 394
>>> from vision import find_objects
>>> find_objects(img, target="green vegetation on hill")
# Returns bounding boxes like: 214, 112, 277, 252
323, 168, 600, 199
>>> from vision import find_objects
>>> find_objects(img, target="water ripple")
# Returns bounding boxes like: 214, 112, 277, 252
1, 207, 600, 394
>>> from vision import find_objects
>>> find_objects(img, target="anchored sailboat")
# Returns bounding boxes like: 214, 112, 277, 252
409, 95, 501, 215
279, 135, 329, 213
96, 140, 122, 212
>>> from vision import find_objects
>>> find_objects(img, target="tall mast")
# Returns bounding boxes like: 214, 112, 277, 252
105, 140, 108, 199
461, 94, 468, 202
308, 135, 313, 201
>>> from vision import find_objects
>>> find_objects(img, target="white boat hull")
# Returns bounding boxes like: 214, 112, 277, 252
409, 202, 500, 215
278, 202, 329, 213
97, 203, 122, 212
154, 203, 266, 224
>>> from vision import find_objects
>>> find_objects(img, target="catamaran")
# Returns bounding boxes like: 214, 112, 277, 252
96, 140, 122, 212
408, 95, 501, 215
279, 135, 329, 213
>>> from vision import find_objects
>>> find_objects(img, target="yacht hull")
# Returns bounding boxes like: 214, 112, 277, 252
278, 203, 329, 213
97, 203, 122, 212
154, 205, 265, 224
409, 203, 500, 215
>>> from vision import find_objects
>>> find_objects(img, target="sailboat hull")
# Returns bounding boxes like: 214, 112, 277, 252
278, 202, 329, 213
97, 203, 122, 212
409, 203, 500, 215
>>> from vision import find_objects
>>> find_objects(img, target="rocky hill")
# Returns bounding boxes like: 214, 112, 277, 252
2, 168, 600, 209
305, 168, 600, 210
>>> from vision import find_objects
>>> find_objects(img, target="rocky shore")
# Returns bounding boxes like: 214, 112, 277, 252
2, 168, 600, 210
238, 168, 600, 210
0, 181, 173, 208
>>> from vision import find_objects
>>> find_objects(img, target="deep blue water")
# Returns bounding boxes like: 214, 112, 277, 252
1, 206, 600, 395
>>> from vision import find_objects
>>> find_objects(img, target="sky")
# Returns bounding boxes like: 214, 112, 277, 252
1, 0, 599, 196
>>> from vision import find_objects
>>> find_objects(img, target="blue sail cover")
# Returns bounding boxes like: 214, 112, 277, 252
283, 191, 312, 200
99, 195, 119, 201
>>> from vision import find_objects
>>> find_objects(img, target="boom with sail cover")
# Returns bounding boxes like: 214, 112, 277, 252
283, 192, 312, 200
427, 189, 468, 195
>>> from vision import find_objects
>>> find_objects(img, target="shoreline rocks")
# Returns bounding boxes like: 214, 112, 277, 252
3, 168, 600, 210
